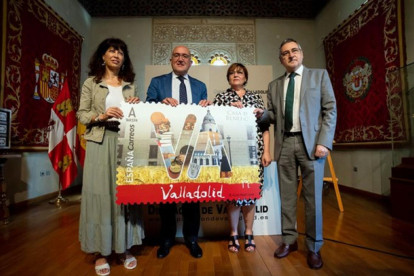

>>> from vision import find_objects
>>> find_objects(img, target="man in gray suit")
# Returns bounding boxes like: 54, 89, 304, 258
257, 38, 336, 269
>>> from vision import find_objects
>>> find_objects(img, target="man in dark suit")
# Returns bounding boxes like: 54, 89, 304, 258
257, 38, 336, 269
146, 45, 209, 259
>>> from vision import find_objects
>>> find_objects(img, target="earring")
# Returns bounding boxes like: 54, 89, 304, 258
121, 64, 125, 70
102, 61, 105, 66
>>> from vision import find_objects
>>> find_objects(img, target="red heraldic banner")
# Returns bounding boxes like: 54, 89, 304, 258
48, 80, 78, 190
116, 103, 262, 204
0, 0, 82, 149
323, 0, 407, 144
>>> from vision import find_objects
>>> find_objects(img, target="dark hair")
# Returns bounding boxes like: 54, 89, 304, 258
226, 63, 249, 86
279, 38, 302, 56
88, 38, 135, 83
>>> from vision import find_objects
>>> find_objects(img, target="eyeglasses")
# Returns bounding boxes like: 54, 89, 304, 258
280, 48, 301, 57
172, 53, 190, 59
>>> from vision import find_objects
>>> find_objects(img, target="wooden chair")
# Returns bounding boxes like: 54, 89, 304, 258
297, 152, 344, 212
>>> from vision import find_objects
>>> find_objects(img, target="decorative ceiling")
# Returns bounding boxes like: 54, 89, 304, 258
78, 0, 331, 19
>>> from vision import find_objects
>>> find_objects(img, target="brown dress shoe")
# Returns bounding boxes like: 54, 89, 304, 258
274, 241, 298, 258
307, 251, 323, 269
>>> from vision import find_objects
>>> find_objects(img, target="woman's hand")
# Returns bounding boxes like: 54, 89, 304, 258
230, 101, 243, 108
198, 99, 212, 107
262, 151, 272, 167
127, 96, 140, 104
105, 107, 123, 119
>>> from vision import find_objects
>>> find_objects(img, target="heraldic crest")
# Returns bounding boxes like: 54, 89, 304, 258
34, 53, 65, 103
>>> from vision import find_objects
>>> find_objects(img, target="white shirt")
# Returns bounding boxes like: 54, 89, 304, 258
172, 72, 193, 104
106, 85, 124, 121
283, 65, 304, 132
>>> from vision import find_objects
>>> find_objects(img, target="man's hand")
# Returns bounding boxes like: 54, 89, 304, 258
198, 99, 212, 107
315, 145, 329, 158
162, 97, 179, 107
253, 108, 264, 118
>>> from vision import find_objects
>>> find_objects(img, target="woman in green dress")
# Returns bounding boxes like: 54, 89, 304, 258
77, 38, 143, 276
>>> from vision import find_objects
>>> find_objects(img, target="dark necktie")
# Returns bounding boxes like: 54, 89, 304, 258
178, 76, 188, 104
284, 72, 296, 131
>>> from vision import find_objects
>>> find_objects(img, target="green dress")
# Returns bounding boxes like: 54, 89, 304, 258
79, 130, 144, 256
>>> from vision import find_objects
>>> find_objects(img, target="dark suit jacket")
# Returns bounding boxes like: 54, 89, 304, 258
146, 72, 207, 104
264, 66, 337, 161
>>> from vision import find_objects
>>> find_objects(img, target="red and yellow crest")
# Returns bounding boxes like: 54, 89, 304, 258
34, 54, 65, 103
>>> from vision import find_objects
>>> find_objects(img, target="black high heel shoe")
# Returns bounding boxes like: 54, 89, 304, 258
228, 235, 240, 253
245, 233, 256, 252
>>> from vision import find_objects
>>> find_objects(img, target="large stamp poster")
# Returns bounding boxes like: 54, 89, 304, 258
116, 103, 261, 204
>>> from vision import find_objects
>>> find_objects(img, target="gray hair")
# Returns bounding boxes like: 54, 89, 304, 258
279, 38, 302, 56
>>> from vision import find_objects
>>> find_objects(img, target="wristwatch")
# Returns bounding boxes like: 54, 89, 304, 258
95, 114, 102, 122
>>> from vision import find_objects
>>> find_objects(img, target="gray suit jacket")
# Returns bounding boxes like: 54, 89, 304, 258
263, 66, 337, 161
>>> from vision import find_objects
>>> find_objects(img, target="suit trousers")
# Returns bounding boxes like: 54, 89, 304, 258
277, 134, 325, 252
159, 202, 200, 243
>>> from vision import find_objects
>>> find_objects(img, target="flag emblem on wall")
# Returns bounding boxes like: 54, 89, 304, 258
48, 80, 78, 190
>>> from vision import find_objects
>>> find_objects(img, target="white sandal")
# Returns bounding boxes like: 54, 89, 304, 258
95, 263, 110, 276
124, 256, 137, 270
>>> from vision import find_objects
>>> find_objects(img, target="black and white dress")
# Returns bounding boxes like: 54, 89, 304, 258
213, 88, 269, 207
